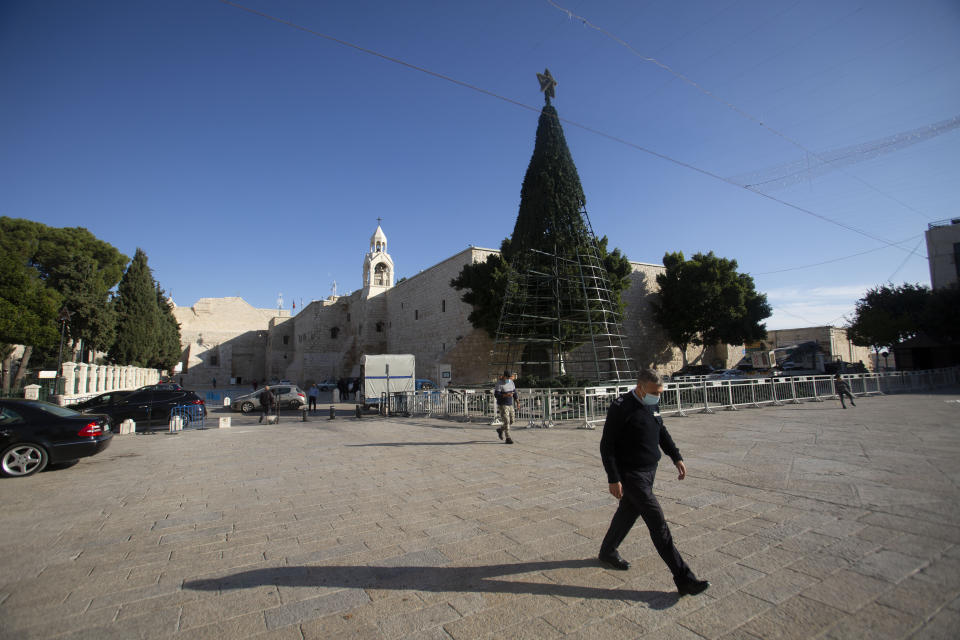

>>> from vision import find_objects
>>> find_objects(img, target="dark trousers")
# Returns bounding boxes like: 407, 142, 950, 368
600, 468, 694, 581
308, 397, 317, 411
839, 390, 856, 408
260, 404, 273, 422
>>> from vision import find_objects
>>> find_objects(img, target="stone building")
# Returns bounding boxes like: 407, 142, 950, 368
174, 224, 737, 387
755, 325, 884, 371
925, 218, 960, 290
173, 297, 288, 387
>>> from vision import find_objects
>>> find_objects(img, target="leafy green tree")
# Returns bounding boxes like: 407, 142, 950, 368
847, 283, 930, 353
0, 219, 62, 390
0, 252, 62, 391
150, 285, 182, 371
651, 251, 771, 367
110, 248, 159, 367
0, 217, 127, 361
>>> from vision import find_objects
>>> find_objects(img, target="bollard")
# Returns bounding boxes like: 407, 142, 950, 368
355, 404, 362, 419
329, 405, 336, 420
301, 405, 309, 422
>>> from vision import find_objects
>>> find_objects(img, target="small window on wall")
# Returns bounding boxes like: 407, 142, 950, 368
209, 354, 219, 367
331, 327, 339, 339
442, 299, 446, 312
282, 336, 289, 345
376, 321, 384, 332
415, 310, 419, 320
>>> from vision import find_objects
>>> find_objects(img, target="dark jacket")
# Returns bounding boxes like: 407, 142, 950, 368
259, 388, 275, 408
600, 391, 682, 484
835, 378, 850, 393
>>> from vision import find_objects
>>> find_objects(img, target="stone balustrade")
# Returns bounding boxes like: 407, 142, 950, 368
57, 361, 161, 404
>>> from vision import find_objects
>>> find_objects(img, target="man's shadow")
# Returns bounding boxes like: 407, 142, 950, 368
183, 558, 678, 609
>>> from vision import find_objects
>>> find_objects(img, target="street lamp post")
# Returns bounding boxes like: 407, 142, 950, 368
55, 308, 71, 395
881, 350, 890, 372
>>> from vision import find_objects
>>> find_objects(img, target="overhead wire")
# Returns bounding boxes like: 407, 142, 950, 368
884, 237, 924, 284
750, 234, 925, 275
545, 0, 938, 221
219, 0, 923, 257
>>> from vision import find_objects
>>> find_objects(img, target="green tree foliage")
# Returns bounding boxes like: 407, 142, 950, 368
110, 248, 160, 367
651, 251, 772, 366
0, 217, 127, 358
451, 105, 632, 339
151, 285, 183, 371
847, 283, 931, 351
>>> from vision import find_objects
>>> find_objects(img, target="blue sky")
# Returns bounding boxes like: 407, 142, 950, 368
2, 0, 958, 330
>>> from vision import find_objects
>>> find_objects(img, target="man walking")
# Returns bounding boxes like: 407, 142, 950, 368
835, 374, 856, 409
258, 385, 275, 423
307, 383, 319, 413
598, 369, 709, 596
494, 370, 516, 444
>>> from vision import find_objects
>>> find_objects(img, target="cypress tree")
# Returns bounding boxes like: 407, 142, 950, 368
150, 285, 182, 371
110, 248, 158, 367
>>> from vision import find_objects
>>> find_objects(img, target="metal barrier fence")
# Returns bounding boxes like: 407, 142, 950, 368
376, 367, 959, 428
170, 404, 206, 430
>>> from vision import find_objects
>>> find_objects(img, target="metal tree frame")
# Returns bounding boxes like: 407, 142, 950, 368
489, 210, 637, 385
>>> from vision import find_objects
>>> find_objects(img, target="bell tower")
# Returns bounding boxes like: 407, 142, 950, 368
362, 220, 394, 297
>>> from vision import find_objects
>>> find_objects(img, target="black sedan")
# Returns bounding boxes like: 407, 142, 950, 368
78, 387, 206, 430
0, 399, 113, 477
69, 390, 135, 412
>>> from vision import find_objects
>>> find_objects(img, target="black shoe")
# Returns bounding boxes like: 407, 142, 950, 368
675, 577, 710, 596
852, 403, 856, 407
496, 427, 504, 440
505, 437, 514, 444
598, 551, 630, 570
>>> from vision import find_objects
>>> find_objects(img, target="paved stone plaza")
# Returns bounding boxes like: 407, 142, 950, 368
1, 392, 959, 639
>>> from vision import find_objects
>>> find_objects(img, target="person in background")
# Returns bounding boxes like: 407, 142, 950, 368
835, 374, 857, 409
258, 385, 275, 423
307, 383, 319, 413
494, 370, 516, 444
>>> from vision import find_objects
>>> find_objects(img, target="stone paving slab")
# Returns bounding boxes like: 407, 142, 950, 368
1, 391, 958, 639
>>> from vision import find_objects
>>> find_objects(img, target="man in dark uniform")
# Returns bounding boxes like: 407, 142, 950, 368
258, 385, 275, 424
598, 369, 710, 596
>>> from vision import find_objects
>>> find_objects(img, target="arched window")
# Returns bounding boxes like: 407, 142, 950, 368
374, 263, 388, 286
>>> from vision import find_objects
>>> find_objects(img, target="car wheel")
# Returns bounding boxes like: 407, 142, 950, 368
1, 443, 49, 478
288, 401, 301, 410
240, 402, 255, 414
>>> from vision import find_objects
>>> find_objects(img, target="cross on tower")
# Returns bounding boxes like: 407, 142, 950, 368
376, 216, 383, 226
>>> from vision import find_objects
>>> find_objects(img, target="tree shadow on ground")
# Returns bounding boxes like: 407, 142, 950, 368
182, 558, 678, 609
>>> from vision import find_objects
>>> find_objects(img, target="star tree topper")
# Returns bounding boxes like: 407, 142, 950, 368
537, 68, 557, 104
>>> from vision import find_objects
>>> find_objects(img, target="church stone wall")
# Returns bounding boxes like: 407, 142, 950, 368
173, 297, 285, 386
172, 232, 793, 386
386, 247, 497, 384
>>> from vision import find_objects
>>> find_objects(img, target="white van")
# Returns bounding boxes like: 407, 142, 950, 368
360, 354, 415, 408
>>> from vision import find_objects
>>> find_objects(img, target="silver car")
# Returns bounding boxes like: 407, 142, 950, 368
231, 385, 307, 413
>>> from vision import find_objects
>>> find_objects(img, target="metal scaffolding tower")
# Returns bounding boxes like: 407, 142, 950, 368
489, 210, 637, 385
